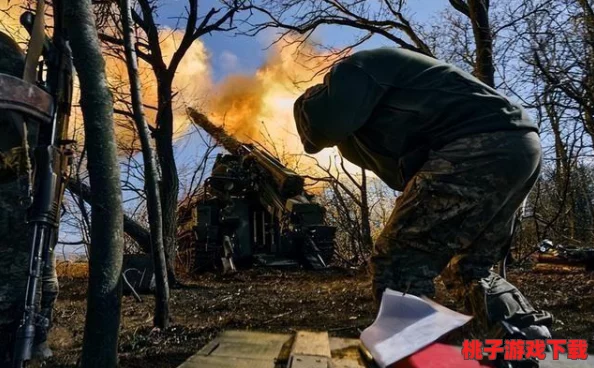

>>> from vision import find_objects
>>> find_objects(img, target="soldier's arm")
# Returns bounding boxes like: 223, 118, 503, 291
293, 61, 385, 153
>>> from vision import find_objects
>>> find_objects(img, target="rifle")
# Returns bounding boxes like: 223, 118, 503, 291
6, 0, 74, 366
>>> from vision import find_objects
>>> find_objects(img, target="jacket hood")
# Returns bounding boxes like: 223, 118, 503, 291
293, 90, 325, 154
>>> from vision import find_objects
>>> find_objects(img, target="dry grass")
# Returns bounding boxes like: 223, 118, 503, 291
45, 266, 594, 367
56, 261, 89, 279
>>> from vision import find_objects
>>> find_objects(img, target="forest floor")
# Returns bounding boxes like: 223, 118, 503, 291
46, 264, 594, 368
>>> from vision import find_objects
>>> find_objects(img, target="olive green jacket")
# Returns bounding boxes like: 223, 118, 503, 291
293, 47, 538, 191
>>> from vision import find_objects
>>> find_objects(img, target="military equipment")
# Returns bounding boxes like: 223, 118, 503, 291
0, 1, 74, 366
122, 254, 155, 302
536, 239, 594, 271
182, 108, 335, 272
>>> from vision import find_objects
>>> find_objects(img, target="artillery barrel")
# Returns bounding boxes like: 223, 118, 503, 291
187, 107, 305, 198
187, 107, 244, 154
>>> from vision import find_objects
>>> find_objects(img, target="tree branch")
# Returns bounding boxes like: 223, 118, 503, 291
67, 178, 152, 253
449, 0, 470, 17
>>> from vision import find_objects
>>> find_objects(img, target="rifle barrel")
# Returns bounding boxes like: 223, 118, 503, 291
13, 223, 52, 367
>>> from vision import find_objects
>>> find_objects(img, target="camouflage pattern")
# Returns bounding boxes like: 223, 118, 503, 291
0, 31, 30, 185
0, 31, 59, 362
0, 181, 32, 360
372, 130, 553, 338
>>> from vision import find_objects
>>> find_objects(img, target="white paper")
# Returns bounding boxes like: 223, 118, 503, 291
360, 289, 472, 368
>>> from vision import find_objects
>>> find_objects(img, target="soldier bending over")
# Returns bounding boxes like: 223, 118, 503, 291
293, 47, 552, 339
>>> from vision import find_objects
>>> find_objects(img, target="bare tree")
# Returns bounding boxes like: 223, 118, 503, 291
244, 0, 508, 87
67, 178, 153, 250
516, 0, 594, 246
302, 155, 375, 266
98, 0, 245, 285
245, 0, 432, 60
448, 0, 494, 86
530, 0, 594, 143
65, 0, 124, 366
119, 0, 170, 328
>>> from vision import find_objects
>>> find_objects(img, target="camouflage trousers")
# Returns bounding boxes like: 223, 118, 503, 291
372, 130, 553, 337
0, 180, 59, 362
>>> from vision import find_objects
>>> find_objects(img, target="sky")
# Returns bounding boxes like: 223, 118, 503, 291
167, 0, 450, 191
158, 0, 447, 81
49, 0, 587, 258
59, 0, 453, 257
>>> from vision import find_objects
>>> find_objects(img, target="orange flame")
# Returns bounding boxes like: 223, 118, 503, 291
1, 3, 361, 177
0, 0, 211, 151
103, 28, 211, 150
0, 0, 31, 44
204, 39, 357, 175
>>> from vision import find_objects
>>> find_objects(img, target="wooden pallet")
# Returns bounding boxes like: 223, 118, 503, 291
177, 330, 366, 368
177, 330, 594, 368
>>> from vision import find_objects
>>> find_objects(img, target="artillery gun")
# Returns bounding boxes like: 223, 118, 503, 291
180, 108, 336, 272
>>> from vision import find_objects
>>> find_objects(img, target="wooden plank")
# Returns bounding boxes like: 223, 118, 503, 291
196, 330, 291, 360
179, 330, 292, 368
288, 331, 333, 368
329, 337, 361, 351
330, 338, 367, 368
178, 355, 275, 368
289, 355, 330, 368
291, 331, 332, 357
206, 330, 290, 344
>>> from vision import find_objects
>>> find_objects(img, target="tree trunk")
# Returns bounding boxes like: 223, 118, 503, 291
450, 0, 495, 87
359, 168, 374, 256
581, 0, 594, 142
65, 1, 124, 366
543, 91, 569, 193
67, 178, 152, 253
154, 81, 180, 285
120, 0, 170, 328
467, 0, 494, 87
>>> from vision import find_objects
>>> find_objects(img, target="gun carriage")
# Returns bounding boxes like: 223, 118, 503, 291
182, 109, 335, 272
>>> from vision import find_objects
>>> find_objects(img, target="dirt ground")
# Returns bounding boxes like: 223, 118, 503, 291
45, 265, 594, 368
